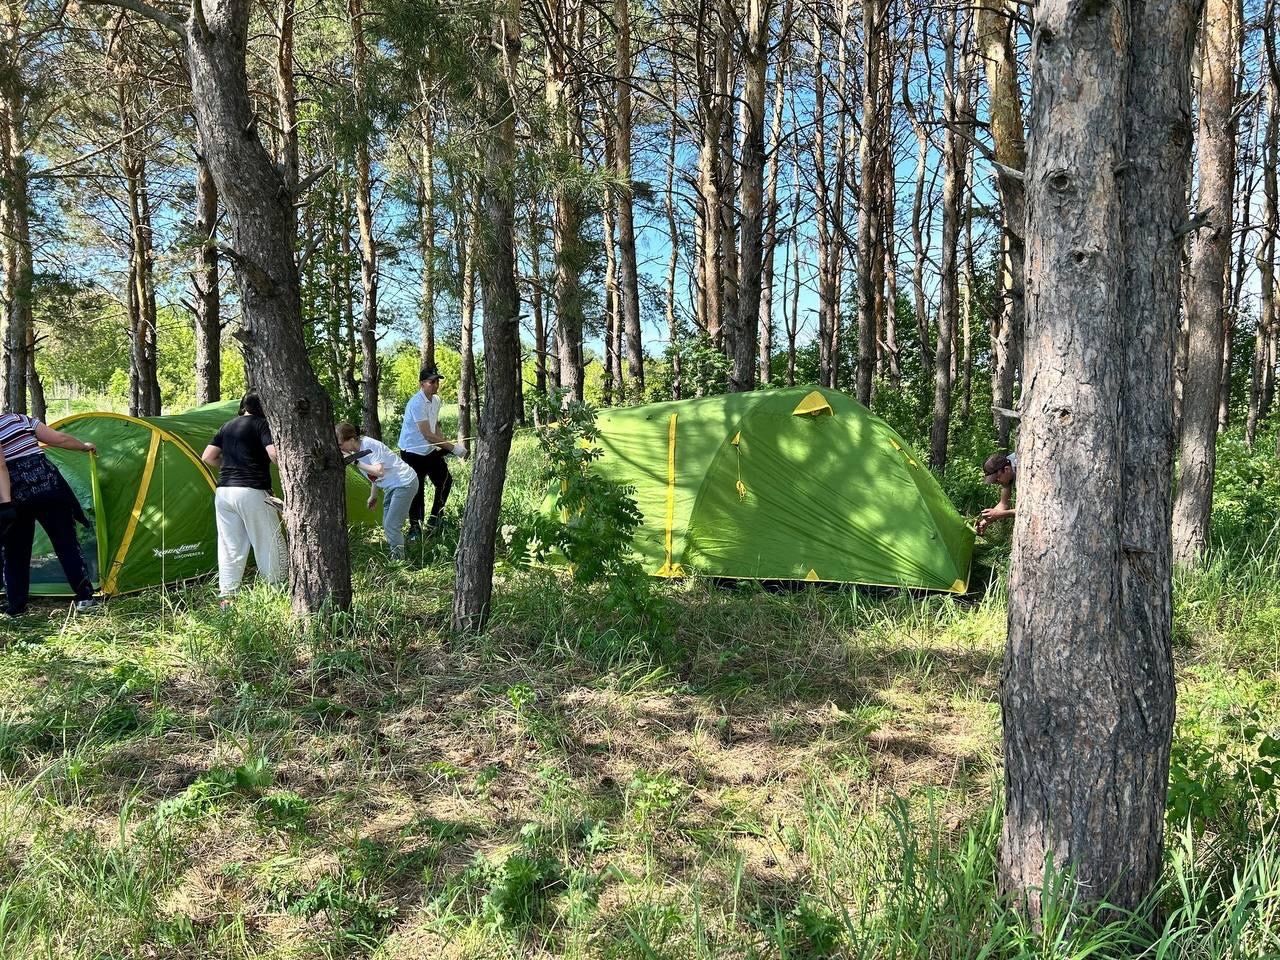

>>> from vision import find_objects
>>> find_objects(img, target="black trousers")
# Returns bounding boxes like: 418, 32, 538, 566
400, 449, 452, 527
3, 456, 93, 614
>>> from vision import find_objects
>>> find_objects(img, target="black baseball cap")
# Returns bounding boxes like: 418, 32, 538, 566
419, 366, 442, 382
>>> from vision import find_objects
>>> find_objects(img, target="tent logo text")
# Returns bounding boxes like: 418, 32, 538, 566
153, 543, 204, 559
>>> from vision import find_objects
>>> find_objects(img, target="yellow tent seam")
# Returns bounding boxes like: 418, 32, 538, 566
51, 411, 217, 491
102, 430, 161, 595
659, 413, 681, 577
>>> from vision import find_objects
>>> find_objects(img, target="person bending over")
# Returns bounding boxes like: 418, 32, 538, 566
202, 393, 285, 606
336, 422, 420, 560
977, 451, 1017, 535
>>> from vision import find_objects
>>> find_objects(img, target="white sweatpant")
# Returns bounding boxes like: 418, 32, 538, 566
215, 487, 287, 596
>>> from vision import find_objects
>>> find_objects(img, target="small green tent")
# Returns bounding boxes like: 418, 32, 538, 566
27, 400, 375, 597
585, 386, 974, 592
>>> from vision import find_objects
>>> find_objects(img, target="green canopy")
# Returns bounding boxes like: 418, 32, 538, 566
586, 386, 974, 592
27, 400, 375, 597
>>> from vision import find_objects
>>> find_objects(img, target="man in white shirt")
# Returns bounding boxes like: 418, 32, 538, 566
977, 451, 1017, 534
397, 366, 464, 538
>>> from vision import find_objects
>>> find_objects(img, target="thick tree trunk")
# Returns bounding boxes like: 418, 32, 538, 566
602, 180, 619, 407
275, 0, 298, 192
25, 324, 44, 421
453, 0, 522, 634
1172, 0, 1237, 565
193, 137, 221, 405
614, 0, 643, 401
930, 12, 968, 470
186, 0, 351, 614
529, 203, 547, 397
855, 0, 883, 407
732, 0, 770, 392
1001, 0, 1197, 918
123, 102, 161, 418
978, 0, 1027, 447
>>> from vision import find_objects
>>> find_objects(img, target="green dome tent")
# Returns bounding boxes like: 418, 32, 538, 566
585, 386, 974, 592
26, 400, 375, 597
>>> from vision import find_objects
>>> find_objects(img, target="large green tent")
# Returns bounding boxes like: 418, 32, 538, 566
26, 400, 375, 597
585, 386, 974, 592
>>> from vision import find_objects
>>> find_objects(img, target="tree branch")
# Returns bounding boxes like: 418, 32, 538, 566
1173, 208, 1214, 241
81, 0, 187, 38
293, 161, 334, 200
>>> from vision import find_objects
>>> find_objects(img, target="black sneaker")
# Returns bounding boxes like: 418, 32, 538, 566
406, 525, 422, 542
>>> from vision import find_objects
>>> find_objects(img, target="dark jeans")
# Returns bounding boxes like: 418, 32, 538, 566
400, 449, 452, 528
3, 455, 93, 614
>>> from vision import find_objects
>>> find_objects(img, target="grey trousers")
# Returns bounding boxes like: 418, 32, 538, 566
382, 483, 416, 558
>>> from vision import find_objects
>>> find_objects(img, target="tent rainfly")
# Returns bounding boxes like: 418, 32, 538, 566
26, 400, 375, 597
583, 386, 975, 592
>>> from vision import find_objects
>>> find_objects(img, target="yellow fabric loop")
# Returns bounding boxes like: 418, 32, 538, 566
102, 430, 161, 595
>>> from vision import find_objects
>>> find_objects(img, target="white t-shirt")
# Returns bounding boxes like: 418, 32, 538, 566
397, 391, 441, 455
357, 436, 419, 490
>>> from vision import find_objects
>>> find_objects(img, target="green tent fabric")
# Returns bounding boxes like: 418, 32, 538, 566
585, 386, 974, 592
27, 400, 375, 597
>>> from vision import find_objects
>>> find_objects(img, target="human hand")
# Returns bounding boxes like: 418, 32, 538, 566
976, 516, 989, 535
367, 495, 377, 510
83, 441, 97, 454
452, 440, 468, 460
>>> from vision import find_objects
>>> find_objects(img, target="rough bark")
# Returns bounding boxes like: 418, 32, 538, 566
977, 0, 1027, 447
418, 93, 436, 369
732, 0, 770, 392
758, 10, 789, 387
1250, 28, 1279, 444
664, 66, 682, 399
122, 88, 161, 418
453, 0, 522, 634
613, 0, 643, 401
0, 31, 31, 414
1172, 0, 1238, 565
275, 0, 298, 192
183, 0, 352, 614
929, 11, 968, 470
1001, 0, 1198, 918
25, 324, 43, 421
349, 0, 381, 437
855, 0, 883, 406
529, 202, 547, 396
902, 22, 932, 374
193, 134, 221, 405
459, 213, 477, 443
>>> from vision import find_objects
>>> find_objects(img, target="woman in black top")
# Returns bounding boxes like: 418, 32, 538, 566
0, 412, 99, 616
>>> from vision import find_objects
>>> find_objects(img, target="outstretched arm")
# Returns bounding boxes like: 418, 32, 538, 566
35, 423, 96, 454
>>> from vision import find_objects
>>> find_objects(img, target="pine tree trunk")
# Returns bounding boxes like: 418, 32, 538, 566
812, 8, 835, 389
0, 41, 31, 415
349, 0, 381, 437
1250, 30, 1279, 445
978, 0, 1027, 448
1001, 0, 1197, 917
902, 24, 932, 375
732, 0, 770, 392
418, 97, 436, 369
1172, 0, 1238, 566
194, 136, 221, 405
758, 13, 788, 388
459, 214, 477, 443
186, 0, 351, 614
614, 0, 644, 401
855, 0, 883, 406
665, 69, 682, 400
275, 0, 298, 192
25, 324, 44, 421
602, 180, 619, 407
453, 0, 522, 634
529, 202, 547, 397
930, 11, 968, 470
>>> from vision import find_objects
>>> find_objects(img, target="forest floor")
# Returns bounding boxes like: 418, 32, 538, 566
0, 437, 1278, 958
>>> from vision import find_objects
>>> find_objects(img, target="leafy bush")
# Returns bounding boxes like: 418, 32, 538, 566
1210, 429, 1280, 553
505, 392, 654, 617
1168, 705, 1280, 839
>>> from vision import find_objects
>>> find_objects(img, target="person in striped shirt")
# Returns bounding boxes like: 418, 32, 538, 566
0, 412, 99, 616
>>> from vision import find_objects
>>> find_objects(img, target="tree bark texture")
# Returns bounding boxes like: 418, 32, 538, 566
1001, 0, 1198, 917
186, 0, 352, 614
1250, 28, 1279, 444
978, 0, 1027, 448
453, 0, 522, 634
732, 0, 770, 392
1172, 0, 1237, 565
613, 0, 643, 401
0, 32, 31, 415
350, 0, 381, 438
193, 136, 221, 405
855, 0, 884, 407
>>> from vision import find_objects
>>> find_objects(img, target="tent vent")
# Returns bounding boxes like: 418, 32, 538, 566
805, 568, 820, 581
792, 391, 834, 417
